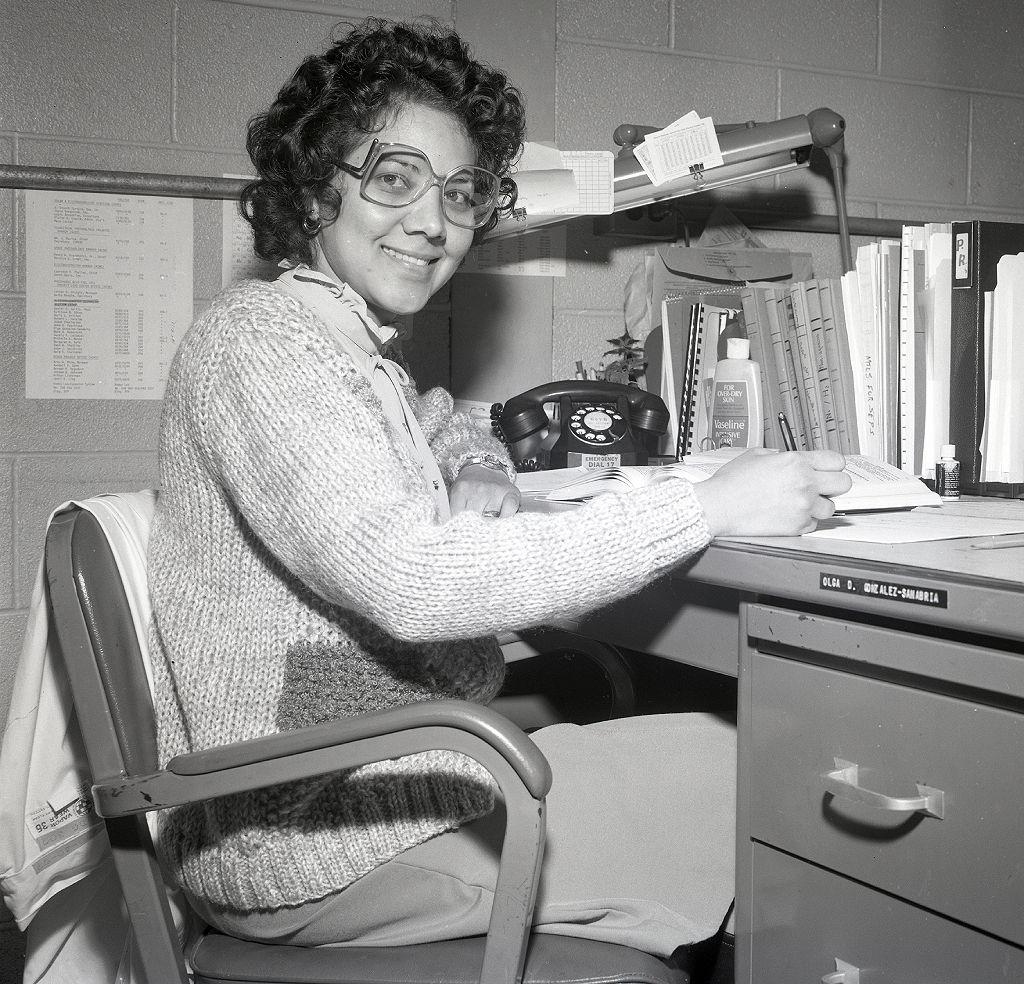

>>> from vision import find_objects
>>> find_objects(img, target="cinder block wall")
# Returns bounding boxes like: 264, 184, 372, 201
2, 1, 1023, 977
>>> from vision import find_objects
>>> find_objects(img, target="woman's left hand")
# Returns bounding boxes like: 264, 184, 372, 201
449, 464, 521, 518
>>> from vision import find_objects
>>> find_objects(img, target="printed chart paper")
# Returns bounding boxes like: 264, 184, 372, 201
26, 191, 193, 399
221, 174, 278, 287
460, 225, 566, 277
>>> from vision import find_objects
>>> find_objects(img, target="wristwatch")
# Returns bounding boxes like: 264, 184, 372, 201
458, 452, 517, 484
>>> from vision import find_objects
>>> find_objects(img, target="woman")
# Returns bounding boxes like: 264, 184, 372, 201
149, 16, 850, 960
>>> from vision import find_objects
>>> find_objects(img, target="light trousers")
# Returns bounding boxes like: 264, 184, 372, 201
192, 713, 736, 958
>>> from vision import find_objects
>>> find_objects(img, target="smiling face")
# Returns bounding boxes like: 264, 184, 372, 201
312, 103, 477, 327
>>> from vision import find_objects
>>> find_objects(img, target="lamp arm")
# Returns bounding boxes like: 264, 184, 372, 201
487, 108, 851, 271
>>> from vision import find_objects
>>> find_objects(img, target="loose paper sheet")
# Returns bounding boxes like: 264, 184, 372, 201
633, 112, 724, 185
806, 509, 1024, 543
25, 191, 193, 400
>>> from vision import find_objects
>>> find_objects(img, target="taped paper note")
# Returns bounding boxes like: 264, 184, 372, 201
509, 142, 614, 216
548, 151, 614, 215
25, 191, 193, 400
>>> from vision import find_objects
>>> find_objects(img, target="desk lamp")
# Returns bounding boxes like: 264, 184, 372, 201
489, 108, 852, 272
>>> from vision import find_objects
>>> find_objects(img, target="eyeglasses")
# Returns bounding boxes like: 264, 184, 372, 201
337, 140, 500, 230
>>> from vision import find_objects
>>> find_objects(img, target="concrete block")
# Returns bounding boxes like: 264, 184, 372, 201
0, 1, 171, 141
781, 71, 969, 205
675, 0, 877, 73
559, 0, 670, 46
14, 454, 158, 607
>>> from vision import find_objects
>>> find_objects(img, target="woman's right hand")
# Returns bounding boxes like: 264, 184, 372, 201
691, 448, 852, 537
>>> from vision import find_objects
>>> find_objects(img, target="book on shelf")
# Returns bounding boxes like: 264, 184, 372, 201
774, 288, 812, 450
784, 284, 825, 450
918, 222, 953, 480
648, 296, 698, 457
898, 224, 926, 475
949, 219, 1024, 489
802, 281, 844, 451
516, 448, 942, 513
849, 243, 885, 460
818, 278, 859, 454
978, 252, 1024, 488
739, 287, 784, 450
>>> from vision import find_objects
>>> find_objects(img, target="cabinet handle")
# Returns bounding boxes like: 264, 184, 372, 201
822, 958, 860, 983
822, 759, 945, 819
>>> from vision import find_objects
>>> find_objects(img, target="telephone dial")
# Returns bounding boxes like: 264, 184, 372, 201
491, 381, 670, 471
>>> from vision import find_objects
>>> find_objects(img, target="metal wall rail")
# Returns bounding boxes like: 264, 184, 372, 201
0, 161, 907, 238
0, 163, 248, 201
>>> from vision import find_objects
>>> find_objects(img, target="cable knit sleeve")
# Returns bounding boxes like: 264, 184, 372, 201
195, 293, 712, 644
411, 384, 514, 485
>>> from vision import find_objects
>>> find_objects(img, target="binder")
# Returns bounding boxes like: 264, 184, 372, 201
950, 220, 1024, 489
676, 303, 713, 457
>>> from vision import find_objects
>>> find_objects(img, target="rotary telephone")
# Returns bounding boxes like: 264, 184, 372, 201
491, 380, 670, 471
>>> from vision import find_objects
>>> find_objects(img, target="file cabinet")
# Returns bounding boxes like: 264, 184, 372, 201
736, 602, 1024, 983
578, 498, 1024, 981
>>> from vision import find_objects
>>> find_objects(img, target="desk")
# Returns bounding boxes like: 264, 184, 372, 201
576, 498, 1024, 983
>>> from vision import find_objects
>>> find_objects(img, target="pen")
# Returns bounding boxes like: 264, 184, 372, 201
970, 535, 1024, 551
778, 411, 797, 452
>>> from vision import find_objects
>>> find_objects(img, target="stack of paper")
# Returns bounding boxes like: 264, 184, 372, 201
632, 112, 724, 186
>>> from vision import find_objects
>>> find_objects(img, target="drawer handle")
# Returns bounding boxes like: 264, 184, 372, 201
822, 958, 860, 983
822, 759, 945, 819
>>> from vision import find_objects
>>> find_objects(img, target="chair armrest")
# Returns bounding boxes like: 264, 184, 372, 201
94, 700, 551, 984
92, 698, 551, 817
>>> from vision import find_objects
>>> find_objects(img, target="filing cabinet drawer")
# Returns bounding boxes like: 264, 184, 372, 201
747, 650, 1024, 945
749, 842, 1024, 983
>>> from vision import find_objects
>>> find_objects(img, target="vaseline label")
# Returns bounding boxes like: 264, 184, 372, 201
711, 380, 750, 448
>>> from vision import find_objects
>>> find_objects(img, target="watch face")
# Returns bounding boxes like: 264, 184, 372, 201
568, 403, 627, 447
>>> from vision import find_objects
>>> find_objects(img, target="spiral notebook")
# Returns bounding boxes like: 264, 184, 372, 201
676, 302, 727, 457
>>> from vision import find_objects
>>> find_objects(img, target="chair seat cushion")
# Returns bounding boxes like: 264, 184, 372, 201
190, 929, 687, 984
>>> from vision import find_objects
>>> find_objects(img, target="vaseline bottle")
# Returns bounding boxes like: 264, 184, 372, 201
710, 337, 763, 450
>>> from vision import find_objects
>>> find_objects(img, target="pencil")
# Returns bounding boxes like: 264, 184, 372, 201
970, 535, 1024, 551
778, 411, 797, 452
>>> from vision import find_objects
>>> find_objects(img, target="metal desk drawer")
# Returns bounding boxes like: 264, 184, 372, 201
749, 842, 1024, 983
746, 645, 1024, 945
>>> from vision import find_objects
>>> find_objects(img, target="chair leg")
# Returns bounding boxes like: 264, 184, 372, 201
106, 817, 190, 984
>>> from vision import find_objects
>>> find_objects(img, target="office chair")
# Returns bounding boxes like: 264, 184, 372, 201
44, 501, 690, 984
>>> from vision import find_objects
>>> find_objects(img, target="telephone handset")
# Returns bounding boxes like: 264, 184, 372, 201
491, 380, 670, 471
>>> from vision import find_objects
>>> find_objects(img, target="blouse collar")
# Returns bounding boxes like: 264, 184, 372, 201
275, 263, 397, 355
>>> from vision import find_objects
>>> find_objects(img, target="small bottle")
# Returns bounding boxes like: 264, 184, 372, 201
936, 444, 960, 499
710, 337, 763, 449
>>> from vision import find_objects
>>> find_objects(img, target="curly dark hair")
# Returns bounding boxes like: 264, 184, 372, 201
241, 17, 526, 264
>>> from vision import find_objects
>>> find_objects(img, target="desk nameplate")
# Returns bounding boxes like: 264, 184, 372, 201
818, 572, 947, 608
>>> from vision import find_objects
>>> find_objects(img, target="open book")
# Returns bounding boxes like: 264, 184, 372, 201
516, 448, 942, 512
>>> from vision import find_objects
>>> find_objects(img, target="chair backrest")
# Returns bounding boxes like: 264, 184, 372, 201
52, 508, 159, 774
45, 505, 191, 984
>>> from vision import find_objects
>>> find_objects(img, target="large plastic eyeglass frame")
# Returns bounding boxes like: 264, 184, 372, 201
337, 140, 499, 230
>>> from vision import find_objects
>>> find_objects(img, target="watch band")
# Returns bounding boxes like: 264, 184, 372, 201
458, 453, 517, 483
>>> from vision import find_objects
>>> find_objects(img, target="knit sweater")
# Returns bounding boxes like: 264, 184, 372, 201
149, 279, 713, 913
